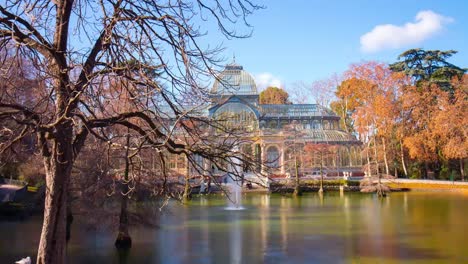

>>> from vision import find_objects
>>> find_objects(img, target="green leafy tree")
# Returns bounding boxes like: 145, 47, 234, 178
389, 48, 466, 91
259, 86, 291, 104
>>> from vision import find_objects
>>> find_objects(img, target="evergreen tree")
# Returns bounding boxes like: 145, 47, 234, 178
389, 48, 466, 91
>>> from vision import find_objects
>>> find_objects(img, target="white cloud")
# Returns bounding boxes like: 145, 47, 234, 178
360, 10, 453, 53
254, 72, 283, 91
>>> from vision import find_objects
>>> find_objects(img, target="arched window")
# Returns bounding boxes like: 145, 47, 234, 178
280, 120, 289, 129
340, 146, 350, 167
266, 146, 280, 168
349, 146, 355, 166
267, 120, 277, 129
312, 120, 320, 129
213, 102, 258, 132
351, 146, 362, 166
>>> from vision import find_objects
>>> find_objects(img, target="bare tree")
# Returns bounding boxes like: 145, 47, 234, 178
0, 1, 262, 263
291, 74, 341, 106
287, 81, 312, 104
304, 143, 337, 193
283, 121, 306, 196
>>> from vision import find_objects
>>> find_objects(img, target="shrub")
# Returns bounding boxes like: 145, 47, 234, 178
18, 155, 45, 186
0, 162, 20, 179
301, 179, 359, 187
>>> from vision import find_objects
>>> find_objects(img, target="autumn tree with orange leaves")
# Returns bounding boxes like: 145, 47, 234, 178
331, 78, 366, 133
402, 76, 467, 179
393, 49, 467, 180
434, 76, 468, 179
329, 50, 466, 180
333, 61, 410, 178
259, 86, 292, 104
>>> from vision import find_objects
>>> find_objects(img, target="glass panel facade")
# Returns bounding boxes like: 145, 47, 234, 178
260, 104, 336, 118
213, 102, 258, 132
212, 64, 258, 95
186, 63, 364, 176
266, 146, 280, 168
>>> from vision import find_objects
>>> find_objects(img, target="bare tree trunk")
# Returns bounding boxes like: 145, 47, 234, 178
116, 186, 131, 249
293, 155, 302, 196
343, 100, 349, 133
366, 142, 371, 177
373, 137, 380, 176
319, 153, 324, 193
461, 159, 465, 182
333, 154, 337, 177
373, 137, 386, 198
37, 126, 73, 264
382, 137, 389, 175
400, 140, 408, 177
183, 153, 191, 201
66, 201, 73, 243
424, 161, 429, 179
115, 132, 132, 250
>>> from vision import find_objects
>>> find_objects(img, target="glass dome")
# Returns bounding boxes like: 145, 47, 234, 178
212, 63, 257, 95
213, 102, 258, 132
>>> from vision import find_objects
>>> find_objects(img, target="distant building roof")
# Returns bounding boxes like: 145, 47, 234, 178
211, 63, 258, 95
301, 129, 359, 143
259, 104, 337, 118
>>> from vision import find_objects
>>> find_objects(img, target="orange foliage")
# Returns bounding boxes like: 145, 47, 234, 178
431, 75, 468, 160
401, 84, 441, 161
259, 86, 291, 104
338, 61, 410, 139
331, 60, 465, 177
401, 76, 467, 162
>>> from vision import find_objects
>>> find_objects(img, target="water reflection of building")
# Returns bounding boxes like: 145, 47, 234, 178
168, 62, 362, 178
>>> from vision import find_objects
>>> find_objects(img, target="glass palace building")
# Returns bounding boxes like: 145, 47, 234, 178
168, 63, 363, 178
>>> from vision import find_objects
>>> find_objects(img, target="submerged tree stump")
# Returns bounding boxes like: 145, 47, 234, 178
115, 232, 132, 249
360, 176, 390, 197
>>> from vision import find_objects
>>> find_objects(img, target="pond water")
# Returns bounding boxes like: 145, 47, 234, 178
1, 191, 468, 263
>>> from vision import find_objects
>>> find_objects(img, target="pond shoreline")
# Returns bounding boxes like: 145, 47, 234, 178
385, 179, 468, 192
194, 178, 468, 195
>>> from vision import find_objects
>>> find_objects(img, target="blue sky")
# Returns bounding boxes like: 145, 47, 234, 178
199, 1, 468, 91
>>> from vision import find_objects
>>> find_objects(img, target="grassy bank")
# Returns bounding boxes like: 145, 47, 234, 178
386, 181, 468, 191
